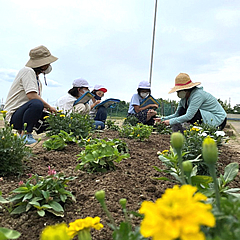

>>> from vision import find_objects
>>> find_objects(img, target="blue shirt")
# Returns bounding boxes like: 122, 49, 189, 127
128, 93, 144, 114
163, 87, 227, 127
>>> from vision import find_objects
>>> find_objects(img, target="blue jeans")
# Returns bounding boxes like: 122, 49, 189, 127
10, 99, 44, 133
94, 120, 105, 130
93, 106, 107, 130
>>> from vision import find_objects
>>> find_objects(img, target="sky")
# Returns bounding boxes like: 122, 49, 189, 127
0, 0, 240, 108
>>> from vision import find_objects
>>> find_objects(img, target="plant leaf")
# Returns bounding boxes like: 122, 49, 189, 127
223, 162, 239, 184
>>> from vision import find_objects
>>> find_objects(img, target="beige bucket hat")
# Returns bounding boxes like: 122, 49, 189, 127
25, 45, 58, 68
168, 73, 201, 94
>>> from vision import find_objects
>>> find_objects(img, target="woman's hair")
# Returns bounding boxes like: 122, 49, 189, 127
68, 87, 83, 97
91, 90, 97, 95
137, 88, 151, 95
32, 66, 43, 75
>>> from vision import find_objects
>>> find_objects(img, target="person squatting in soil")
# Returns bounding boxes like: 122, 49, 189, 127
155, 73, 227, 132
89, 84, 108, 129
128, 81, 158, 125
56, 78, 105, 130
4, 45, 58, 145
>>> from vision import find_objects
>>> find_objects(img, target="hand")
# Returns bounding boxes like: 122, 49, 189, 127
95, 100, 101, 105
48, 106, 57, 113
151, 104, 158, 109
154, 118, 161, 123
163, 120, 170, 126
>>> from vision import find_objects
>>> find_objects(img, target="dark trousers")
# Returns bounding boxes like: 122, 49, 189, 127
178, 107, 203, 124
94, 106, 107, 122
10, 99, 44, 133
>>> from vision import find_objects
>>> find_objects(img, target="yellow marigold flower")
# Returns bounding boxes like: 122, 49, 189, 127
40, 223, 70, 240
139, 185, 215, 240
87, 139, 91, 142
57, 110, 63, 113
0, 110, 7, 114
59, 114, 65, 117
161, 150, 169, 155
191, 127, 200, 131
71, 117, 73, 119
137, 134, 140, 137
67, 217, 103, 239
43, 116, 49, 119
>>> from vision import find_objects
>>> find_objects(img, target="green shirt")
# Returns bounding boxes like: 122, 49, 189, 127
164, 87, 227, 127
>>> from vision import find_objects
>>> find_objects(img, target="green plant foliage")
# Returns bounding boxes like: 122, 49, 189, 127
119, 123, 153, 141
154, 121, 172, 135
95, 190, 147, 240
76, 139, 130, 172
46, 111, 94, 138
0, 227, 21, 239
3, 168, 76, 217
106, 120, 120, 131
0, 121, 32, 176
43, 130, 77, 151
123, 115, 139, 126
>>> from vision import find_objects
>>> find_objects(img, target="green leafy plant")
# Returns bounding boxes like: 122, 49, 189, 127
123, 115, 139, 126
154, 121, 172, 135
3, 167, 76, 217
106, 120, 120, 131
76, 139, 130, 172
119, 123, 153, 141
43, 130, 77, 151
0, 112, 32, 176
46, 111, 94, 138
95, 190, 147, 240
0, 227, 21, 239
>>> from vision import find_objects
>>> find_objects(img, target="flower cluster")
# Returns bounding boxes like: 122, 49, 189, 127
139, 184, 215, 240
40, 217, 103, 240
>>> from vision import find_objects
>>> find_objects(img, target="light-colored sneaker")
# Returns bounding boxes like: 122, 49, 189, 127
22, 134, 37, 145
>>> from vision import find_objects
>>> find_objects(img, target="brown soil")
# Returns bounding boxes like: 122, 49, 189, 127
0, 130, 240, 240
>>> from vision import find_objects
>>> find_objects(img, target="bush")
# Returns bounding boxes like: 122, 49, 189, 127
0, 116, 32, 176
46, 111, 94, 138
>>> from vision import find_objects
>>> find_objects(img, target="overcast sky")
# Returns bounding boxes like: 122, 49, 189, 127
0, 0, 240, 108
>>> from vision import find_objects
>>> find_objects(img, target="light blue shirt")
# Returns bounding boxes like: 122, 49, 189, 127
128, 93, 144, 114
163, 87, 227, 127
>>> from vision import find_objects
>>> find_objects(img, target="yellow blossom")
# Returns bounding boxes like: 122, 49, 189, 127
40, 223, 70, 240
87, 139, 91, 142
57, 110, 63, 113
59, 114, 65, 117
71, 117, 73, 119
137, 134, 140, 137
139, 185, 215, 240
67, 216, 103, 239
190, 127, 200, 131
161, 150, 169, 155
43, 116, 49, 119
0, 110, 7, 114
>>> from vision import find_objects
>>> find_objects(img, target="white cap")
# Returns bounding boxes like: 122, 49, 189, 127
138, 81, 151, 89
93, 84, 107, 93
72, 78, 92, 88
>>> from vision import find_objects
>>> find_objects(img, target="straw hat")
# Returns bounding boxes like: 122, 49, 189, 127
168, 73, 201, 94
25, 45, 58, 68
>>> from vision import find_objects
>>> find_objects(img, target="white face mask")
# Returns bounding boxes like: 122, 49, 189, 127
140, 92, 149, 98
177, 90, 187, 99
43, 65, 52, 74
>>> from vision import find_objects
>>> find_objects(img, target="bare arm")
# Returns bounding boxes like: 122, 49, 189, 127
133, 104, 158, 113
27, 92, 57, 113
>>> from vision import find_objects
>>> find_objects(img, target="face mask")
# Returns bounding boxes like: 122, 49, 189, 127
177, 90, 187, 99
94, 95, 102, 100
140, 92, 149, 98
43, 65, 52, 74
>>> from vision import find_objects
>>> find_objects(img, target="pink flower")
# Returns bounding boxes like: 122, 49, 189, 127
27, 173, 32, 178
18, 181, 24, 186
48, 166, 57, 175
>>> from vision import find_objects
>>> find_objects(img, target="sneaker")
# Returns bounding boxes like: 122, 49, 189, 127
21, 134, 37, 145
